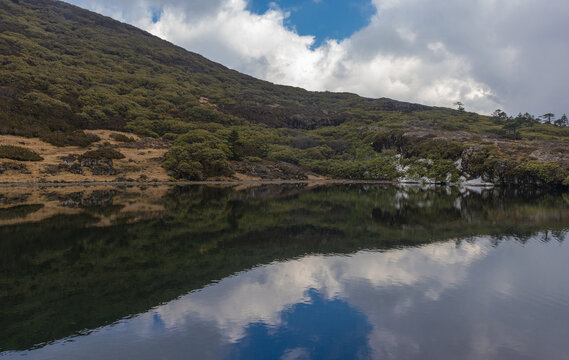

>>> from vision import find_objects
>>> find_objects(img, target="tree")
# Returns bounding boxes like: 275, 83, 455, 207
503, 116, 523, 140
454, 101, 465, 112
228, 129, 241, 160
541, 113, 555, 124
520, 112, 538, 126
491, 109, 508, 123
554, 114, 568, 127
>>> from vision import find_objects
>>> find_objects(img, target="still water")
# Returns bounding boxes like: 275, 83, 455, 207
1, 184, 569, 359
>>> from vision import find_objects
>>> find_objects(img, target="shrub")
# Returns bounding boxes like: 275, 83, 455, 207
513, 161, 568, 184
79, 145, 125, 160
0, 145, 43, 161
289, 134, 321, 149
405, 139, 464, 160
109, 133, 135, 143
267, 145, 303, 165
404, 159, 461, 183
463, 145, 502, 177
164, 142, 232, 180
308, 157, 400, 180
246, 156, 262, 162
175, 129, 221, 146
40, 130, 100, 147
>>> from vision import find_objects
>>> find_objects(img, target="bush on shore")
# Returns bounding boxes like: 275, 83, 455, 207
0, 145, 43, 161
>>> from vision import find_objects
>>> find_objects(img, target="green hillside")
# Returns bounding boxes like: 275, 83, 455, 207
1, 0, 569, 184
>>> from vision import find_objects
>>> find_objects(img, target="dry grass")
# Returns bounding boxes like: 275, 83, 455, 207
0, 130, 169, 183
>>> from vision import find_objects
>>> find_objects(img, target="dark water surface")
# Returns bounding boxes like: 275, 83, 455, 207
1, 184, 569, 359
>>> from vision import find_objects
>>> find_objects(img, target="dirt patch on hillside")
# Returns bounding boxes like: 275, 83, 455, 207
0, 131, 170, 183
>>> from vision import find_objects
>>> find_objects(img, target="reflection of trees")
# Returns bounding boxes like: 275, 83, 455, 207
1, 185, 568, 351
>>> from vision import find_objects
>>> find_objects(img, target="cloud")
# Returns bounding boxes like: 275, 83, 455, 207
64, 0, 569, 115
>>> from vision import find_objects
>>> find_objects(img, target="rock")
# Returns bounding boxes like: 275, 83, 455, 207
0, 162, 30, 174
43, 165, 60, 175
91, 164, 117, 176
59, 154, 79, 166
68, 163, 83, 174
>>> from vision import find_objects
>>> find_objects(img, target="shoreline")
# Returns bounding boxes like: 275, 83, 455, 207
0, 179, 498, 188
0, 179, 397, 187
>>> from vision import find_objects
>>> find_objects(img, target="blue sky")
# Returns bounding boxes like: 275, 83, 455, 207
246, 0, 375, 49
64, 0, 569, 116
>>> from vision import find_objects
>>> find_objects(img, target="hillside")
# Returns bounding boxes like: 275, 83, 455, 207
1, 0, 569, 185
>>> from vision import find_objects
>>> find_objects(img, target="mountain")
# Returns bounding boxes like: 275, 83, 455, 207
1, 0, 569, 185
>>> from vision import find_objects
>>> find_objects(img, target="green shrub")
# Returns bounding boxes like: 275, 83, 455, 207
463, 145, 503, 176
79, 145, 125, 160
40, 130, 100, 147
405, 139, 464, 160
404, 159, 461, 183
371, 130, 404, 152
267, 145, 303, 165
162, 133, 178, 142
175, 129, 221, 146
0, 145, 43, 161
308, 157, 400, 180
513, 161, 568, 184
164, 142, 232, 180
109, 133, 135, 143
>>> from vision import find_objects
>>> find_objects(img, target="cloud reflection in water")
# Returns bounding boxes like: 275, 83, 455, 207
14, 233, 569, 360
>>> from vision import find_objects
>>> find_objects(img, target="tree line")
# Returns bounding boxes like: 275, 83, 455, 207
489, 109, 568, 139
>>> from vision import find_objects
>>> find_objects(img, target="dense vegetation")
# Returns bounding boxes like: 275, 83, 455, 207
79, 144, 124, 160
1, 0, 568, 183
0, 145, 42, 161
1, 184, 569, 350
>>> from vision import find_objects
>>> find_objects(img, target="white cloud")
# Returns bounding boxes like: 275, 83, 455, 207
64, 0, 569, 115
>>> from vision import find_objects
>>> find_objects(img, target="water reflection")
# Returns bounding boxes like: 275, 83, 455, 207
8, 234, 569, 360
1, 184, 569, 359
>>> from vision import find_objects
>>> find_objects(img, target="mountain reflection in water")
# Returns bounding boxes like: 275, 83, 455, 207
1, 184, 569, 359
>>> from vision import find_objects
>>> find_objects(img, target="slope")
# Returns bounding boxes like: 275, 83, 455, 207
1, 0, 569, 185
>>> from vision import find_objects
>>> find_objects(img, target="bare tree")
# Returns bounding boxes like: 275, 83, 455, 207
454, 101, 465, 112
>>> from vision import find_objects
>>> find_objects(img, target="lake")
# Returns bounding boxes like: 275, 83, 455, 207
1, 184, 569, 359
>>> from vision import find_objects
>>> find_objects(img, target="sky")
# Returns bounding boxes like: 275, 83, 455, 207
63, 0, 569, 116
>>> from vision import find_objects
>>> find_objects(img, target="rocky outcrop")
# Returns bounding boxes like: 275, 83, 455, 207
57, 154, 117, 176
0, 162, 30, 175
284, 112, 347, 130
